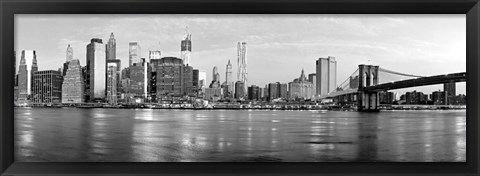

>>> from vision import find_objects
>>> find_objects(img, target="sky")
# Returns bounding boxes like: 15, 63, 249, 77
15, 14, 466, 96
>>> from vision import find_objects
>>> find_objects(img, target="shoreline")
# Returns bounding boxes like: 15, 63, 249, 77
14, 105, 467, 111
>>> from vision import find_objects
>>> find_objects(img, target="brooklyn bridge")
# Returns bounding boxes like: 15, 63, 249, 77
322, 64, 466, 112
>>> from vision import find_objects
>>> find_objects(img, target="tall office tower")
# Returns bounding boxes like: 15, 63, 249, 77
129, 42, 141, 66
149, 50, 161, 60
183, 65, 194, 96
444, 81, 456, 105
66, 44, 73, 62
237, 42, 247, 92
61, 45, 74, 77
199, 71, 207, 89
155, 57, 184, 97
86, 38, 106, 102
17, 50, 38, 104
32, 70, 63, 103
210, 66, 221, 88
224, 59, 234, 98
316, 56, 337, 96
235, 81, 245, 99
106, 32, 116, 61
308, 73, 316, 95
62, 59, 84, 104
181, 26, 192, 66
107, 60, 120, 104
143, 58, 149, 98
289, 69, 315, 100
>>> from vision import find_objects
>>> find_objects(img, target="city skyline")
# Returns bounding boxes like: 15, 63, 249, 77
15, 14, 466, 95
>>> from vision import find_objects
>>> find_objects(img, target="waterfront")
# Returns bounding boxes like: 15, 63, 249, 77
15, 108, 466, 162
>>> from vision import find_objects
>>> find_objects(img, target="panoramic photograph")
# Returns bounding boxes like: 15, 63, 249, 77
14, 14, 466, 162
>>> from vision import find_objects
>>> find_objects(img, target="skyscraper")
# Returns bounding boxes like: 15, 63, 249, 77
181, 26, 192, 66
61, 44, 74, 77
237, 42, 247, 93
316, 56, 337, 96
444, 81, 456, 105
290, 70, 315, 100
235, 81, 246, 99
210, 66, 221, 88
86, 38, 106, 102
107, 60, 120, 104
66, 44, 73, 62
224, 60, 234, 98
17, 50, 38, 104
106, 32, 116, 61
32, 70, 63, 104
149, 50, 161, 60
155, 57, 184, 97
62, 59, 84, 104
129, 42, 141, 66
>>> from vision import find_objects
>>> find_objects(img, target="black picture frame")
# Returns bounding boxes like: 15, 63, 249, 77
1, 0, 479, 175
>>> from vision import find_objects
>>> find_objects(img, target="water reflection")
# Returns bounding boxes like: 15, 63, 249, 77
15, 108, 466, 162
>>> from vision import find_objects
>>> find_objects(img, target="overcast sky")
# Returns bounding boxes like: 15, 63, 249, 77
15, 14, 466, 95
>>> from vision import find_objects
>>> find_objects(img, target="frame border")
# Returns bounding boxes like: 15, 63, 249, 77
1, 0, 479, 175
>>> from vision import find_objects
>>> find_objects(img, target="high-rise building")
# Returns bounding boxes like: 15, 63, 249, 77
308, 73, 316, 95
405, 91, 428, 105
183, 65, 194, 96
431, 90, 447, 105
289, 69, 315, 100
106, 32, 116, 61
237, 42, 247, 93
210, 66, 221, 88
181, 27, 192, 66
224, 60, 234, 98
129, 42, 141, 66
17, 50, 38, 104
379, 91, 395, 104
129, 62, 146, 98
61, 44, 74, 77
86, 38, 106, 102
154, 57, 184, 97
32, 70, 63, 104
349, 75, 359, 89
248, 85, 260, 101
149, 50, 161, 60
204, 88, 222, 102
316, 56, 337, 96
444, 81, 456, 105
62, 59, 84, 104
66, 44, 73, 62
107, 60, 120, 104
235, 81, 245, 99
199, 71, 207, 89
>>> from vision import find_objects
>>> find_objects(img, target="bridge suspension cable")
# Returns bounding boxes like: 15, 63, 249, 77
379, 67, 424, 78
336, 68, 359, 91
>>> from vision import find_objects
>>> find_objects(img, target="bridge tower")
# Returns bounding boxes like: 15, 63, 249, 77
358, 64, 380, 112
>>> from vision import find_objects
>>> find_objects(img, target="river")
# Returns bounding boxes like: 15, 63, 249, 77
14, 108, 466, 162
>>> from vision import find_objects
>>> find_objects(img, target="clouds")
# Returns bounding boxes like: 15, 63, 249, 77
15, 14, 466, 95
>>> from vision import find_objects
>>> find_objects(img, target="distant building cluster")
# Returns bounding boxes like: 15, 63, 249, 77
13, 27, 465, 106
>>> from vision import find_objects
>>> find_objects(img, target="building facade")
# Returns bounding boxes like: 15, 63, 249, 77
224, 60, 234, 98
106, 32, 116, 61
154, 57, 184, 98
248, 85, 261, 101
444, 81, 456, 105
129, 42, 141, 66
237, 42, 247, 93
62, 59, 84, 104
32, 70, 63, 103
235, 81, 246, 99
431, 90, 447, 105
86, 38, 106, 102
181, 27, 192, 66
107, 60, 120, 104
288, 69, 314, 100
316, 56, 337, 96
17, 50, 38, 104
